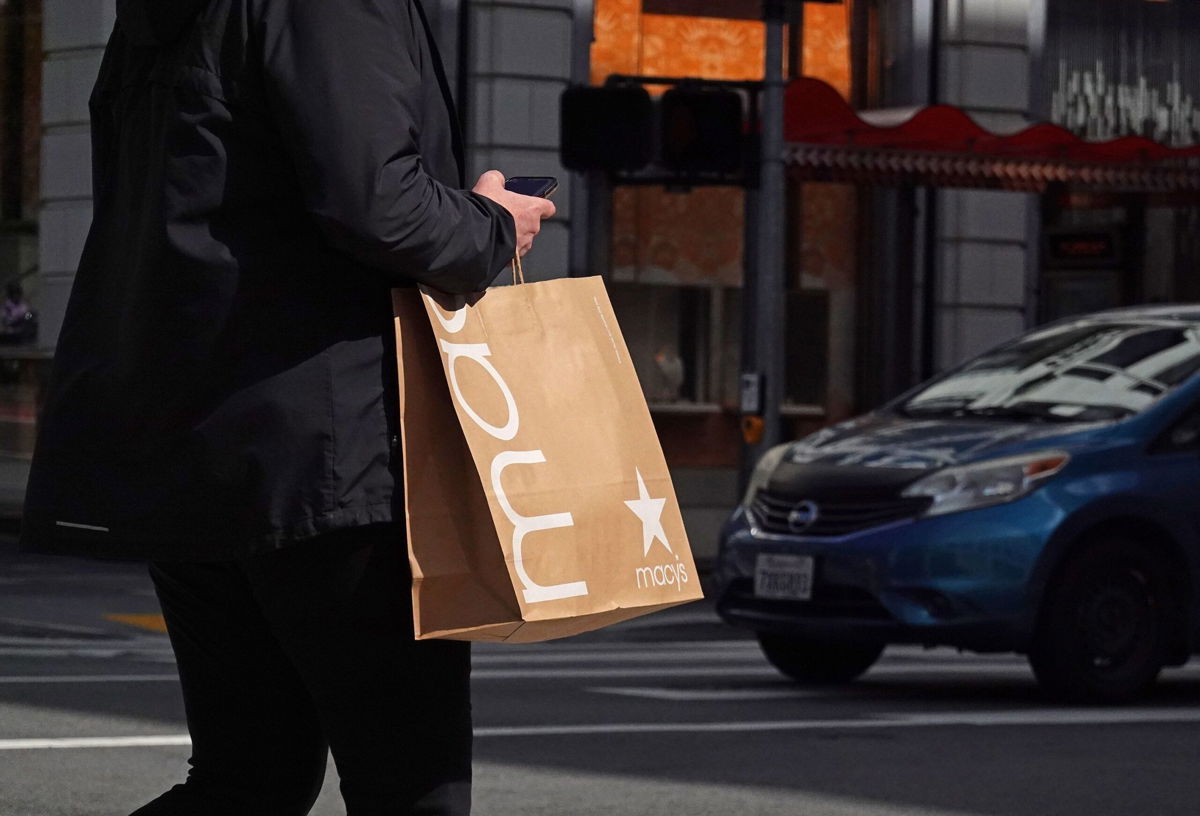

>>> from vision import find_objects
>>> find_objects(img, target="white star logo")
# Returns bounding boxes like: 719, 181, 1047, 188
624, 469, 672, 557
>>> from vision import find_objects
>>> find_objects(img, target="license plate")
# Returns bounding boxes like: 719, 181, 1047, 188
754, 554, 815, 601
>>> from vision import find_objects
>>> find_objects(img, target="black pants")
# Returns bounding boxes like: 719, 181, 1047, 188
131, 524, 472, 816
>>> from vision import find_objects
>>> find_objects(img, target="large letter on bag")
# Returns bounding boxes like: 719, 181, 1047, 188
439, 340, 519, 442
491, 450, 587, 603
394, 276, 703, 643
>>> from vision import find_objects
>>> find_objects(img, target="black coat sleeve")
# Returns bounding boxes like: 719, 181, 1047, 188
257, 0, 516, 294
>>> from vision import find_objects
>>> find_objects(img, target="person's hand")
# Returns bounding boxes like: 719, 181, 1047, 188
472, 171, 556, 257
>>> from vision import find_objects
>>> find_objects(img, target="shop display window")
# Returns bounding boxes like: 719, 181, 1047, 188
590, 0, 856, 427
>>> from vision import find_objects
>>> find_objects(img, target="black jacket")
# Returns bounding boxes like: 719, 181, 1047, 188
21, 0, 516, 560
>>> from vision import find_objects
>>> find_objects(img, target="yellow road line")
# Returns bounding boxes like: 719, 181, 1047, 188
104, 614, 167, 633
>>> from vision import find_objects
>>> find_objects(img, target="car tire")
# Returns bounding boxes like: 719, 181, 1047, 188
757, 633, 884, 684
1029, 538, 1172, 703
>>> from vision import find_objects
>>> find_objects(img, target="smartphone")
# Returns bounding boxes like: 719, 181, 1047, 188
504, 176, 559, 198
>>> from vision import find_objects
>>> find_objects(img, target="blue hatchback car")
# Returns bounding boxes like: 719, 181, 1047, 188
716, 306, 1200, 702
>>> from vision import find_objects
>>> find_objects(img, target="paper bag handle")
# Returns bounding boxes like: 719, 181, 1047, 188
511, 252, 525, 286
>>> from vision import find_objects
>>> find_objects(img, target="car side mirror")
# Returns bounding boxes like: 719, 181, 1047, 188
1168, 416, 1200, 449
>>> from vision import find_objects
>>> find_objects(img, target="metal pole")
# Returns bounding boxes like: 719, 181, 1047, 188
737, 96, 762, 494
755, 0, 788, 451
568, 0, 595, 278
919, 0, 941, 380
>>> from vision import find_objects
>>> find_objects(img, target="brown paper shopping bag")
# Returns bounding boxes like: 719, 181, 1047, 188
393, 275, 703, 642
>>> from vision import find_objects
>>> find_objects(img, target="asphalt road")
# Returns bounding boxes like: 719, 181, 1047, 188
3, 538, 1200, 816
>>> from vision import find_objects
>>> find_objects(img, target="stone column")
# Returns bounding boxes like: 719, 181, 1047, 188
37, 0, 112, 351
932, 0, 1041, 368
466, 0, 577, 282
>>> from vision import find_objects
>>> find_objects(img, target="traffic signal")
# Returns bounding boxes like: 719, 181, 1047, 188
660, 87, 744, 174
560, 85, 654, 173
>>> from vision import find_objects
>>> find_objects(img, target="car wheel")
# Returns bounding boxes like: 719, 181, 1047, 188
1029, 538, 1172, 703
757, 633, 885, 684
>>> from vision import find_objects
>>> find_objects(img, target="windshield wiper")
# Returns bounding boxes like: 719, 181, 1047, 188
962, 404, 1133, 422
901, 404, 1072, 422
959, 406, 1062, 422
897, 399, 974, 419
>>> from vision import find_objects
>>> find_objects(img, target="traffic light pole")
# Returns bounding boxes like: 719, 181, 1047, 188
745, 0, 788, 465
565, 17, 790, 481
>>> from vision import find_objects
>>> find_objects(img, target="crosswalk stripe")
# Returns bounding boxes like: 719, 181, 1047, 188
471, 650, 765, 666
9, 707, 1200, 750
473, 709, 1200, 736
474, 666, 780, 679
0, 736, 191, 751
475, 639, 756, 653
0, 674, 180, 684
588, 686, 821, 701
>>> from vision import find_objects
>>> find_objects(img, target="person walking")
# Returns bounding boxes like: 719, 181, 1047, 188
20, 0, 555, 813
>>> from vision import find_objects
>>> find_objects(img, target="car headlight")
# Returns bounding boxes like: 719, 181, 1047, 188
742, 444, 791, 507
901, 450, 1070, 517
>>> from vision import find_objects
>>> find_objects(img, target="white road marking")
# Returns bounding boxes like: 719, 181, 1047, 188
0, 735, 190, 751
471, 650, 765, 666
473, 666, 781, 679
8, 707, 1200, 751
473, 663, 1039, 680
588, 686, 820, 701
472, 639, 756, 655
475, 708, 1200, 737
0, 674, 179, 684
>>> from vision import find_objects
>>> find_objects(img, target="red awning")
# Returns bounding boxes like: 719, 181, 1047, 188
783, 78, 1200, 193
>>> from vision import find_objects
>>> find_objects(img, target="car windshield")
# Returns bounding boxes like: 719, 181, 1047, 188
900, 319, 1200, 422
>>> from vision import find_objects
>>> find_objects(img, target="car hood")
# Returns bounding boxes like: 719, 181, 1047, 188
783, 412, 1106, 473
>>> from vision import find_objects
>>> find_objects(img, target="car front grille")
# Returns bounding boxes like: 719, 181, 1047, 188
751, 490, 932, 538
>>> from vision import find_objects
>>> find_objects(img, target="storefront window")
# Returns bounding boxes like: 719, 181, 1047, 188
1047, 0, 1200, 147
609, 283, 711, 405
592, 0, 761, 419
590, 1, 859, 464
1039, 2, 1200, 326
